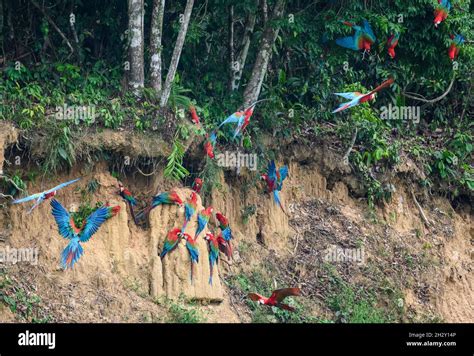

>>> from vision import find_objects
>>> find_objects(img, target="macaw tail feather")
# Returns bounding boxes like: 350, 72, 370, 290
135, 205, 152, 221
273, 190, 289, 217
209, 260, 214, 285
227, 240, 233, 259
181, 220, 189, 234
61, 238, 84, 269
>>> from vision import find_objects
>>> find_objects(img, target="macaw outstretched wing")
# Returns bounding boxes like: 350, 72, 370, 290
218, 112, 242, 128
334, 92, 362, 100
267, 160, 278, 184
12, 192, 43, 204
335, 35, 359, 51
278, 166, 289, 187
43, 178, 80, 195
50, 199, 76, 239
332, 100, 357, 113
362, 19, 376, 42
79, 205, 113, 242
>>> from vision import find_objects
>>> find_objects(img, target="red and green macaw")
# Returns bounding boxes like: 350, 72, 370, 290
332, 77, 394, 113
136, 190, 183, 219
13, 178, 80, 214
261, 160, 288, 212
335, 19, 376, 55
50, 198, 120, 269
248, 288, 301, 312
189, 105, 201, 127
204, 232, 219, 285
204, 130, 217, 159
218, 101, 262, 139
217, 232, 232, 259
215, 212, 233, 258
160, 228, 183, 259
434, 0, 451, 28
118, 183, 138, 224
448, 34, 465, 61
181, 192, 198, 233
192, 177, 203, 194
195, 206, 213, 240
387, 33, 400, 59
183, 233, 199, 282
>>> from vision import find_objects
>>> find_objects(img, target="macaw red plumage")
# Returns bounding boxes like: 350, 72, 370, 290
195, 206, 213, 239
332, 77, 394, 113
217, 232, 232, 259
204, 130, 217, 159
189, 105, 201, 127
118, 183, 138, 224
136, 190, 183, 220
218, 103, 257, 139
215, 212, 233, 258
183, 233, 199, 282
204, 232, 219, 285
261, 160, 289, 214
386, 33, 400, 59
181, 192, 198, 233
50, 199, 120, 269
448, 34, 465, 61
13, 178, 80, 214
192, 178, 203, 193
160, 228, 183, 259
434, 0, 451, 28
248, 288, 301, 312
336, 19, 376, 55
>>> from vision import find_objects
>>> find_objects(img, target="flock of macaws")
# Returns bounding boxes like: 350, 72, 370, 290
331, 0, 466, 114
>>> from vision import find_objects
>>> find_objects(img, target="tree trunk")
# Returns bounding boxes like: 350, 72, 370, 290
159, 0, 194, 107
228, 5, 235, 91
128, 0, 145, 97
242, 0, 285, 108
149, 0, 165, 94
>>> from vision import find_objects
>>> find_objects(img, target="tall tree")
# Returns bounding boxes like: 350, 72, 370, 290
150, 0, 166, 94
128, 0, 145, 97
242, 0, 285, 108
159, 0, 194, 107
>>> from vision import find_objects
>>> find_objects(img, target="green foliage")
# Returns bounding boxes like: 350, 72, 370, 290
43, 124, 76, 173
71, 201, 103, 229
164, 140, 190, 181
164, 296, 205, 323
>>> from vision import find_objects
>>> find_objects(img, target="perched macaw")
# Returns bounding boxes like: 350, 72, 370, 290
183, 233, 199, 282
248, 288, 301, 312
387, 33, 400, 59
50, 199, 120, 269
218, 104, 255, 139
434, 0, 451, 28
136, 190, 183, 219
335, 19, 376, 55
189, 105, 201, 127
194, 206, 213, 240
160, 228, 183, 259
204, 130, 217, 159
215, 212, 233, 258
261, 160, 288, 212
217, 232, 232, 259
448, 34, 465, 61
332, 77, 394, 113
13, 178, 80, 214
192, 178, 203, 194
118, 183, 138, 224
181, 192, 198, 233
204, 232, 219, 285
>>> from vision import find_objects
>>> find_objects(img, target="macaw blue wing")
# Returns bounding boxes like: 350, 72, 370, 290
12, 192, 43, 204
218, 113, 241, 128
332, 100, 358, 114
267, 160, 278, 184
362, 19, 376, 42
279, 166, 289, 184
334, 92, 361, 100
43, 178, 80, 195
440, 0, 451, 10
186, 242, 200, 263
79, 205, 111, 242
454, 34, 465, 45
335, 36, 359, 51
232, 119, 245, 139
185, 204, 195, 221
50, 199, 76, 239
209, 130, 217, 144
221, 227, 233, 242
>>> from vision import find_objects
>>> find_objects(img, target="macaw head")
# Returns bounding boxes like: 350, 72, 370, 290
257, 299, 265, 305
170, 191, 183, 206
204, 232, 214, 241
193, 178, 203, 192
260, 173, 268, 181
182, 233, 193, 242
118, 183, 125, 193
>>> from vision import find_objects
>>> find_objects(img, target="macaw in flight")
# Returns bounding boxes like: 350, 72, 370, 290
261, 160, 289, 213
448, 34, 465, 61
215, 212, 233, 258
192, 177, 203, 194
386, 33, 400, 59
195, 206, 213, 240
118, 183, 138, 224
248, 288, 301, 312
434, 0, 451, 28
181, 192, 198, 233
160, 228, 183, 259
13, 178, 80, 214
218, 99, 268, 139
204, 232, 219, 285
50, 199, 120, 269
183, 233, 199, 282
136, 190, 183, 220
332, 77, 394, 113
335, 19, 376, 56
204, 130, 217, 159
189, 105, 201, 127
